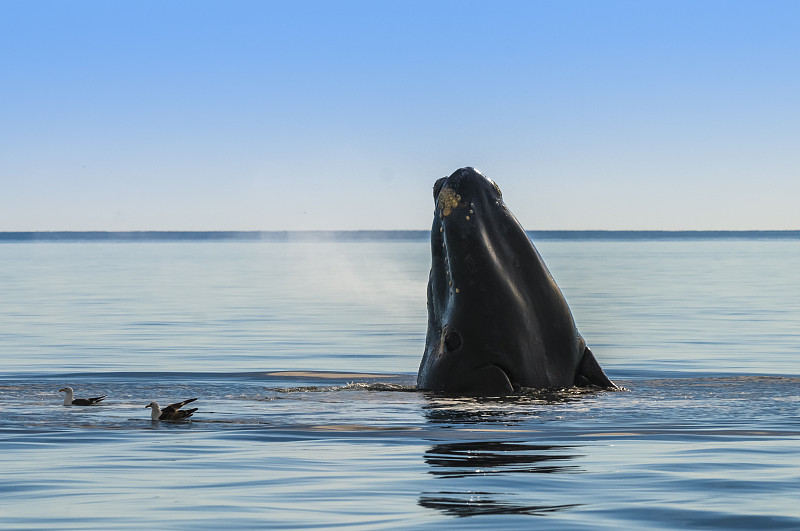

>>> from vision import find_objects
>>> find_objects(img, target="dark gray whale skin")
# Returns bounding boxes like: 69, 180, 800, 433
417, 167, 616, 395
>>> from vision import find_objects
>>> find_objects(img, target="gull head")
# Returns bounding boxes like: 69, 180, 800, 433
59, 387, 74, 405
145, 401, 161, 420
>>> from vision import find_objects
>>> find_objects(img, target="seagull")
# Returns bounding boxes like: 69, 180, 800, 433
146, 398, 198, 421
59, 387, 106, 406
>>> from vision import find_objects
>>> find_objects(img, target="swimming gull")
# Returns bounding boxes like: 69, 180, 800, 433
146, 398, 198, 421
59, 387, 106, 406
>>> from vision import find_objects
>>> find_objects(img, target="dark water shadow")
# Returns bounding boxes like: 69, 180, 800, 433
418, 491, 580, 517
424, 440, 582, 478
419, 386, 599, 426
419, 440, 584, 517
418, 390, 592, 518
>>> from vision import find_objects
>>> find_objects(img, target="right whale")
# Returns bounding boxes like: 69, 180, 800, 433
416, 167, 617, 395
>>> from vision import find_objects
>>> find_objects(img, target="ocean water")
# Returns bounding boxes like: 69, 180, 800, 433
1, 235, 799, 529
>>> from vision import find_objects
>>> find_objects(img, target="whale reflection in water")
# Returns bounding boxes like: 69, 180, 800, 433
419, 440, 583, 517
424, 441, 581, 478
418, 492, 580, 518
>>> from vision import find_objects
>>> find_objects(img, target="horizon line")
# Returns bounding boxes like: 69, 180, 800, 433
2, 229, 800, 242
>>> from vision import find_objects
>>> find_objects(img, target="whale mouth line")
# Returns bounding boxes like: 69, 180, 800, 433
479, 362, 521, 394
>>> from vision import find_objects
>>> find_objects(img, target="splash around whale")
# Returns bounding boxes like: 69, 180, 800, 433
416, 167, 617, 396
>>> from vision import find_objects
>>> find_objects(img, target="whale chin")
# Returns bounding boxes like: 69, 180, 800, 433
420, 363, 516, 397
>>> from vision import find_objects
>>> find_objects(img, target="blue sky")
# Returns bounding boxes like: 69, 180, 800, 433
2, 1, 799, 230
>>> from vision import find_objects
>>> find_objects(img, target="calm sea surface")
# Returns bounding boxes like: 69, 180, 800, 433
1, 235, 799, 529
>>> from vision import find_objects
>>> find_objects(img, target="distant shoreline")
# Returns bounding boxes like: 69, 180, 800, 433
2, 230, 800, 242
